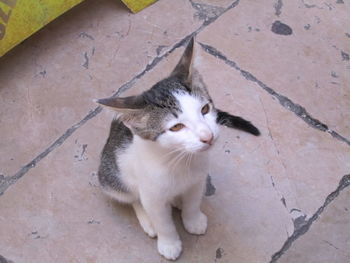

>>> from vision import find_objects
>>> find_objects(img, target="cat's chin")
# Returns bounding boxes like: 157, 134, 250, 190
184, 143, 213, 153
197, 144, 212, 152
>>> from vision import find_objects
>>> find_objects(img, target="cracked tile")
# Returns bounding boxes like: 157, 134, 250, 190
0, 42, 292, 263
1, 0, 350, 262
274, 0, 283, 17
189, 0, 233, 9
0, 0, 203, 178
197, 0, 350, 139
0, 113, 145, 263
188, 0, 227, 22
3, 38, 349, 262
194, 47, 350, 220
279, 187, 350, 263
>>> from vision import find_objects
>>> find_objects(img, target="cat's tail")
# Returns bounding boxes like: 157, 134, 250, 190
216, 110, 261, 136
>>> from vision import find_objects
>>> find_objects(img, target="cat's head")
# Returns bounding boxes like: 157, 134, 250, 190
96, 38, 219, 153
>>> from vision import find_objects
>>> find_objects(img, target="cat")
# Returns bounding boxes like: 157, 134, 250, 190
95, 37, 260, 260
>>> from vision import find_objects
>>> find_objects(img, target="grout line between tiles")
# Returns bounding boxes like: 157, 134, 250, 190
199, 42, 350, 147
0, 107, 102, 196
196, 42, 350, 261
0, 0, 241, 196
269, 174, 350, 262
113, 0, 240, 96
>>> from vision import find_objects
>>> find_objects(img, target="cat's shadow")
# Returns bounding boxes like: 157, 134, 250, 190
108, 197, 211, 244
108, 198, 135, 220
107, 197, 198, 237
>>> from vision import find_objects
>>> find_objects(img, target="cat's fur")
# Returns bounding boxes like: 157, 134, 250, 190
96, 38, 260, 260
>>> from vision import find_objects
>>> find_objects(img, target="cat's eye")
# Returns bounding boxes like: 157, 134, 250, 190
169, 123, 185, 132
201, 104, 210, 115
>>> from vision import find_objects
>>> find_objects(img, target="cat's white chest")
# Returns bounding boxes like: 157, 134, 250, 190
119, 136, 208, 198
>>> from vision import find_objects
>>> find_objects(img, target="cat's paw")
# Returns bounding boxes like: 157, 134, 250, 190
157, 238, 182, 261
183, 212, 207, 235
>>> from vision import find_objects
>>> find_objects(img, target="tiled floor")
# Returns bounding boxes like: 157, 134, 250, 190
0, 0, 349, 262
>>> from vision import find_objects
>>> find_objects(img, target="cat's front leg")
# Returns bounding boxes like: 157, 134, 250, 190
132, 201, 156, 238
140, 194, 182, 260
181, 180, 207, 235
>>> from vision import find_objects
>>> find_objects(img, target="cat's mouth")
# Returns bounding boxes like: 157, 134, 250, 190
198, 143, 213, 152
199, 146, 210, 152
185, 144, 212, 153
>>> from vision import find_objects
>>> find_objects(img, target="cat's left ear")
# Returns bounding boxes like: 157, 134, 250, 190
170, 37, 207, 92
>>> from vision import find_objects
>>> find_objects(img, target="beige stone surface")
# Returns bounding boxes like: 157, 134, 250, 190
280, 187, 350, 263
0, 110, 289, 263
197, 0, 350, 139
197, 49, 350, 218
0, 0, 350, 263
0, 0, 202, 178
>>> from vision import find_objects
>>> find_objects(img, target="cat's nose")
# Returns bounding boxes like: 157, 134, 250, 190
200, 133, 213, 145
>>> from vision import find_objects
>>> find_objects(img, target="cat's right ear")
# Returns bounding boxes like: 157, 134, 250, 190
94, 95, 147, 128
94, 95, 146, 112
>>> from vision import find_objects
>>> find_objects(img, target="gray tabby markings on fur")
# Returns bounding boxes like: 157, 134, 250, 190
98, 120, 132, 193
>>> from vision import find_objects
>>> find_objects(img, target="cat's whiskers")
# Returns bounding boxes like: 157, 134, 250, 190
189, 153, 194, 174
168, 151, 186, 169
168, 151, 186, 186
167, 144, 201, 176
162, 147, 185, 159
185, 153, 193, 177
162, 148, 186, 169
168, 150, 189, 175
166, 150, 183, 167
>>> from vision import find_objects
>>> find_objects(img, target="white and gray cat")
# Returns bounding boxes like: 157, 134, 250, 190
95, 38, 260, 260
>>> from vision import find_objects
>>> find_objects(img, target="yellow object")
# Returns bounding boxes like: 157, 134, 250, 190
0, 0, 156, 57
120, 0, 157, 13
0, 0, 84, 57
